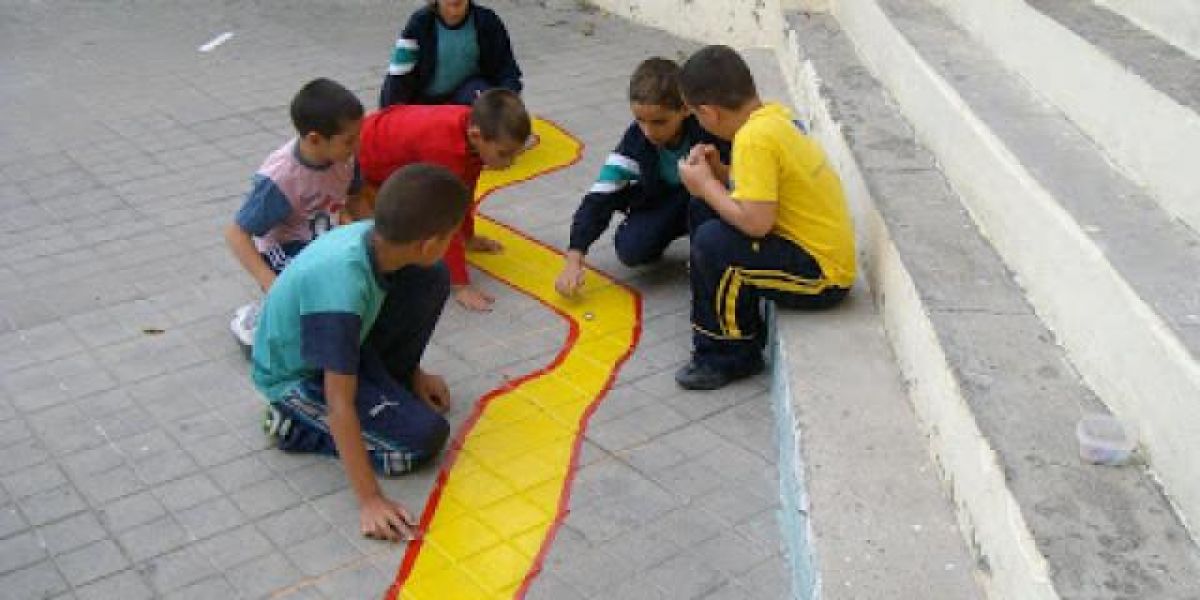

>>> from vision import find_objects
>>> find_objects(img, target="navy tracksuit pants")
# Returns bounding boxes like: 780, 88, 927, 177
688, 212, 849, 372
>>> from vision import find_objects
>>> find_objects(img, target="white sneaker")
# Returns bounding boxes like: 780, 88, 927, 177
230, 302, 259, 347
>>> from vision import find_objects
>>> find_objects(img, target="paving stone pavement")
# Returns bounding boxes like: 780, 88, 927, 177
0, 1, 788, 598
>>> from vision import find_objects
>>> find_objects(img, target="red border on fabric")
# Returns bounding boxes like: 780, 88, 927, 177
385, 120, 646, 600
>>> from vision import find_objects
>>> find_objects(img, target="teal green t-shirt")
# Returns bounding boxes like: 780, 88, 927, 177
656, 140, 692, 186
250, 221, 387, 402
426, 16, 481, 98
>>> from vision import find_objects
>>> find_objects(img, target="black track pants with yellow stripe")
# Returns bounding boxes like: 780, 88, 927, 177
689, 219, 848, 371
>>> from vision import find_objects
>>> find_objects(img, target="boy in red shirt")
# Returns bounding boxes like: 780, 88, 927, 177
358, 89, 530, 311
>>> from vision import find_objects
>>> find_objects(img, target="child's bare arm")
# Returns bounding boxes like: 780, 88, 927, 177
224, 223, 277, 291
324, 371, 417, 542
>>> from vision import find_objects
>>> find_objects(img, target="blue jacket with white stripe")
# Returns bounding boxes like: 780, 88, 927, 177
379, 2, 523, 107
568, 116, 731, 253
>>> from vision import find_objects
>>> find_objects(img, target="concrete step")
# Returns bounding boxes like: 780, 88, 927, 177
925, 0, 1200, 235
780, 9, 1200, 600
741, 49, 984, 600
823, 0, 1200, 547
772, 297, 986, 600
1093, 0, 1200, 61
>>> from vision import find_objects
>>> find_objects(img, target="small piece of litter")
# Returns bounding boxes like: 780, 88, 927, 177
199, 31, 234, 53
583, 312, 595, 321
142, 327, 165, 335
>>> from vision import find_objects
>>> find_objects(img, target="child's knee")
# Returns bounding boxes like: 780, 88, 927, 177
615, 237, 660, 267
378, 410, 449, 475
690, 219, 733, 261
407, 408, 451, 463
423, 413, 451, 456
614, 220, 676, 267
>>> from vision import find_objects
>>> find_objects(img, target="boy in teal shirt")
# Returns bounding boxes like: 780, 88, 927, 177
252, 164, 468, 541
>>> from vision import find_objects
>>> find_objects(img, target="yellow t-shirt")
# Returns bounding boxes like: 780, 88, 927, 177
730, 102, 856, 287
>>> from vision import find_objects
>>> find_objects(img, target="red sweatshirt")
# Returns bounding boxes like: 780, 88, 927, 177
359, 104, 482, 285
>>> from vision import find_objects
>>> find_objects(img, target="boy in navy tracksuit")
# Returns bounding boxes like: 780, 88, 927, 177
556, 57, 731, 296
380, 0, 523, 107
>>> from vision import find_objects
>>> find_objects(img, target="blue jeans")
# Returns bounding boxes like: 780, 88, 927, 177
272, 263, 452, 475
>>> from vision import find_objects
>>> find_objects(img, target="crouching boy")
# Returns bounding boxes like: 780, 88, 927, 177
251, 164, 468, 540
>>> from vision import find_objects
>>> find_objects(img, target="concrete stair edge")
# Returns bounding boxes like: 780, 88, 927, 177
771, 289, 987, 600
747, 48, 983, 599
777, 9, 1200, 599
1093, 0, 1200, 61
776, 29, 1056, 599
828, 0, 1200, 537
926, 0, 1200, 233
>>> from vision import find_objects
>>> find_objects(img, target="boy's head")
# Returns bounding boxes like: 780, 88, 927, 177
678, 45, 758, 140
467, 89, 530, 170
290, 78, 364, 163
628, 57, 690, 148
373, 163, 470, 268
431, 0, 470, 25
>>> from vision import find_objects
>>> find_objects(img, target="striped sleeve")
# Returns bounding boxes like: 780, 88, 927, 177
589, 153, 640, 194
388, 38, 419, 76
235, 175, 293, 237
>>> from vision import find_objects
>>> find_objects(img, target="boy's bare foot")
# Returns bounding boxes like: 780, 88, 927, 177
453, 285, 495, 311
466, 235, 503, 254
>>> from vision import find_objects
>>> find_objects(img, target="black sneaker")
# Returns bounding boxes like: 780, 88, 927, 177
674, 358, 764, 391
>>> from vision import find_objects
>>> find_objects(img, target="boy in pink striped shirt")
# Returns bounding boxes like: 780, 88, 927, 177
224, 78, 364, 346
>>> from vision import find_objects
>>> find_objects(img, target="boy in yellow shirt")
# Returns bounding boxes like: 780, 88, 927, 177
675, 45, 856, 390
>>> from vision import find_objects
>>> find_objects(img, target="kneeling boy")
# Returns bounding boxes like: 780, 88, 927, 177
556, 57, 730, 297
251, 164, 467, 541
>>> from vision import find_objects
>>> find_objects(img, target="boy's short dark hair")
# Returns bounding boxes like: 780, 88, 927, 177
470, 89, 531, 143
628, 57, 684, 110
374, 163, 470, 244
679, 45, 757, 110
290, 78, 365, 139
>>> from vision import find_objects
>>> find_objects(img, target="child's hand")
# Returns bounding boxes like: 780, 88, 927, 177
412, 368, 451, 413
555, 258, 586, 297
466, 235, 504, 254
696, 144, 727, 181
454, 284, 495, 311
678, 148, 716, 197
360, 494, 417, 542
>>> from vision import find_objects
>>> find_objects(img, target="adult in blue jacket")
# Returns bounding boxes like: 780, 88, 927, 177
380, 0, 523, 107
